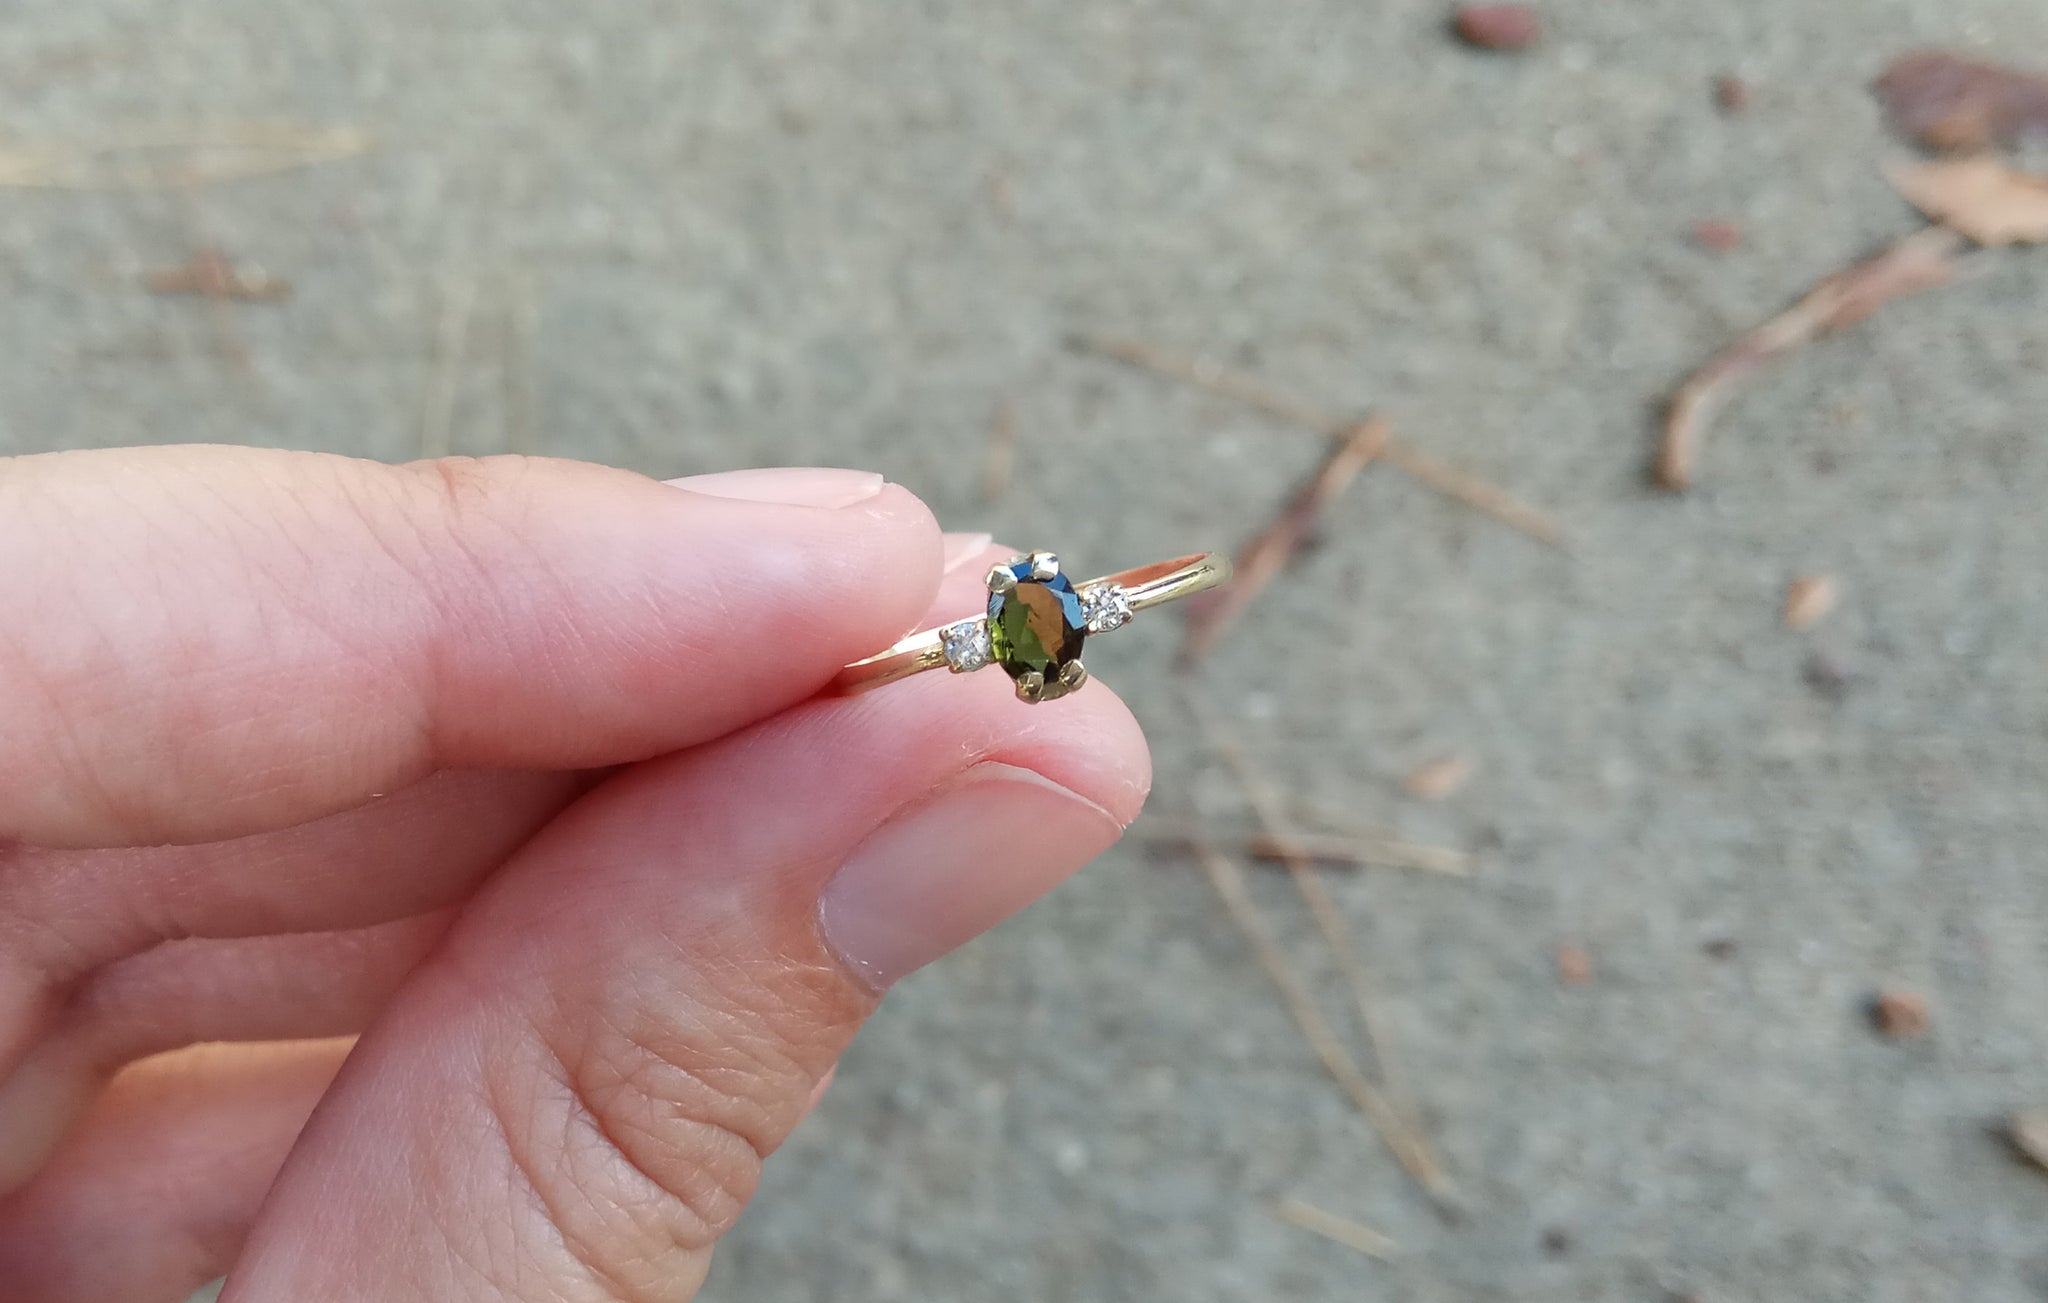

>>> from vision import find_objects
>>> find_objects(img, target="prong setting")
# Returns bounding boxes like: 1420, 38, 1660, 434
1015, 670, 1047, 703
940, 619, 991, 673
1027, 551, 1061, 582
1058, 660, 1088, 691
987, 565, 1019, 595
1079, 583, 1133, 634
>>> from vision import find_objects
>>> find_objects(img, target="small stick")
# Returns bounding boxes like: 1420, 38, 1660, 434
1186, 692, 1451, 1204
420, 273, 476, 460
1374, 440, 1564, 546
1074, 334, 1564, 546
1657, 227, 1968, 491
144, 249, 291, 302
1082, 335, 1339, 431
1144, 824, 1471, 877
982, 398, 1017, 504
1193, 840, 1453, 1206
1181, 417, 1390, 666
501, 269, 541, 455
0, 124, 373, 191
1274, 1198, 1399, 1261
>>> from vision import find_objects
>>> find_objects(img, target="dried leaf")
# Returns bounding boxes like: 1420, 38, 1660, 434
2011, 1110, 2048, 1174
1657, 227, 1967, 491
1557, 945, 1591, 985
1180, 417, 1390, 666
1888, 156, 2048, 247
1784, 575, 1838, 630
1404, 755, 1474, 801
1875, 50, 2048, 153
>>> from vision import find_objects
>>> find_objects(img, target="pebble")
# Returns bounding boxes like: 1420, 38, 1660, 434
1871, 989, 1929, 1039
1454, 4, 1540, 52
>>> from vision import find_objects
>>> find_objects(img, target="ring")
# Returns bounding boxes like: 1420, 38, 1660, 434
831, 551, 1231, 703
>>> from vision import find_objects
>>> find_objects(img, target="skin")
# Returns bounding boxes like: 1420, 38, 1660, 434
0, 448, 1152, 1303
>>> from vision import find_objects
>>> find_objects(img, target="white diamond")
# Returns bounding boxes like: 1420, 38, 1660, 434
1080, 584, 1132, 634
942, 619, 991, 672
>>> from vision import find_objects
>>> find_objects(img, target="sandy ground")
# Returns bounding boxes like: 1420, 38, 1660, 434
3, 3, 2045, 1300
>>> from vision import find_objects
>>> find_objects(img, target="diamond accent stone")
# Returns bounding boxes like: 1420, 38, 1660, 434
1080, 583, 1133, 634
941, 619, 991, 673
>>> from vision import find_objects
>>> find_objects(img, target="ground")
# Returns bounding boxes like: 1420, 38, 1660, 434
2, 2, 2045, 1300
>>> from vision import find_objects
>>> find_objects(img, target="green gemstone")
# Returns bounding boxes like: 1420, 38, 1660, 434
987, 560, 1086, 681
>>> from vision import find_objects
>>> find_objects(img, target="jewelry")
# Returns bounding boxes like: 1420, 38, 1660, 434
831, 551, 1231, 703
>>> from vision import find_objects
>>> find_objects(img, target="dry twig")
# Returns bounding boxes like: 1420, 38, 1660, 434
1075, 335, 1564, 545
1147, 824, 1471, 877
982, 398, 1017, 504
1657, 227, 1968, 492
1193, 840, 1452, 1205
501, 269, 541, 455
1181, 417, 1389, 666
144, 249, 291, 302
420, 274, 477, 460
1184, 693, 1452, 1205
1274, 1198, 1399, 1261
0, 124, 372, 190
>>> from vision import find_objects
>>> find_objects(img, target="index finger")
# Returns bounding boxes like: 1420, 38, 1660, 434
0, 449, 940, 848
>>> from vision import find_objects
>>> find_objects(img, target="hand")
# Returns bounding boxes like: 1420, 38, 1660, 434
0, 448, 1150, 1303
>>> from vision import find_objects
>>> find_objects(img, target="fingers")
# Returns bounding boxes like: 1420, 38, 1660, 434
3, 524, 998, 985
0, 522, 1004, 1180
223, 669, 1150, 1302
1, 769, 577, 986
0, 916, 446, 1191
0, 531, 1004, 1207
0, 1039, 350, 1303
0, 450, 940, 847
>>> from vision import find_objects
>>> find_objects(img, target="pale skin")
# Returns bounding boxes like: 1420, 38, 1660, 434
0, 448, 1152, 1303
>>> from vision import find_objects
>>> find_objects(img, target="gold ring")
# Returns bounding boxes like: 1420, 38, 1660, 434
831, 550, 1232, 703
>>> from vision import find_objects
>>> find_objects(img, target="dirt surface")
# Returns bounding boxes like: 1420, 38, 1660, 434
6, 3, 2044, 1301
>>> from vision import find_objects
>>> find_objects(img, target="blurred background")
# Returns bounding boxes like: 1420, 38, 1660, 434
3, 2, 2046, 1300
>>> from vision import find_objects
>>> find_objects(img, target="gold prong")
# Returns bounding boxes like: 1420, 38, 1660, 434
1058, 660, 1088, 691
987, 565, 1018, 594
1016, 670, 1046, 703
1028, 551, 1061, 581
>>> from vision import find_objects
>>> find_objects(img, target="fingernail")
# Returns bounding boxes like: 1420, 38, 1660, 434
668, 467, 885, 509
941, 532, 995, 572
818, 763, 1124, 987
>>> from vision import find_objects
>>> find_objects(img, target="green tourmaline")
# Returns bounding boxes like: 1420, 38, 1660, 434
988, 560, 1086, 681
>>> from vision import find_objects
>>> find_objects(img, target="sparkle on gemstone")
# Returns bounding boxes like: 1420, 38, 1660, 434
1080, 583, 1133, 634
941, 619, 991, 673
987, 558, 1086, 682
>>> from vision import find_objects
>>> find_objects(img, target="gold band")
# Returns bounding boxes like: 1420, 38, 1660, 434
830, 551, 1230, 697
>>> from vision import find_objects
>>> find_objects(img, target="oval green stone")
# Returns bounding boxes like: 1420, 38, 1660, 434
987, 562, 1086, 681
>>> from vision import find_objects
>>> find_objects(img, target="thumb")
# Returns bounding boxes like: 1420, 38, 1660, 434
220, 670, 1149, 1302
